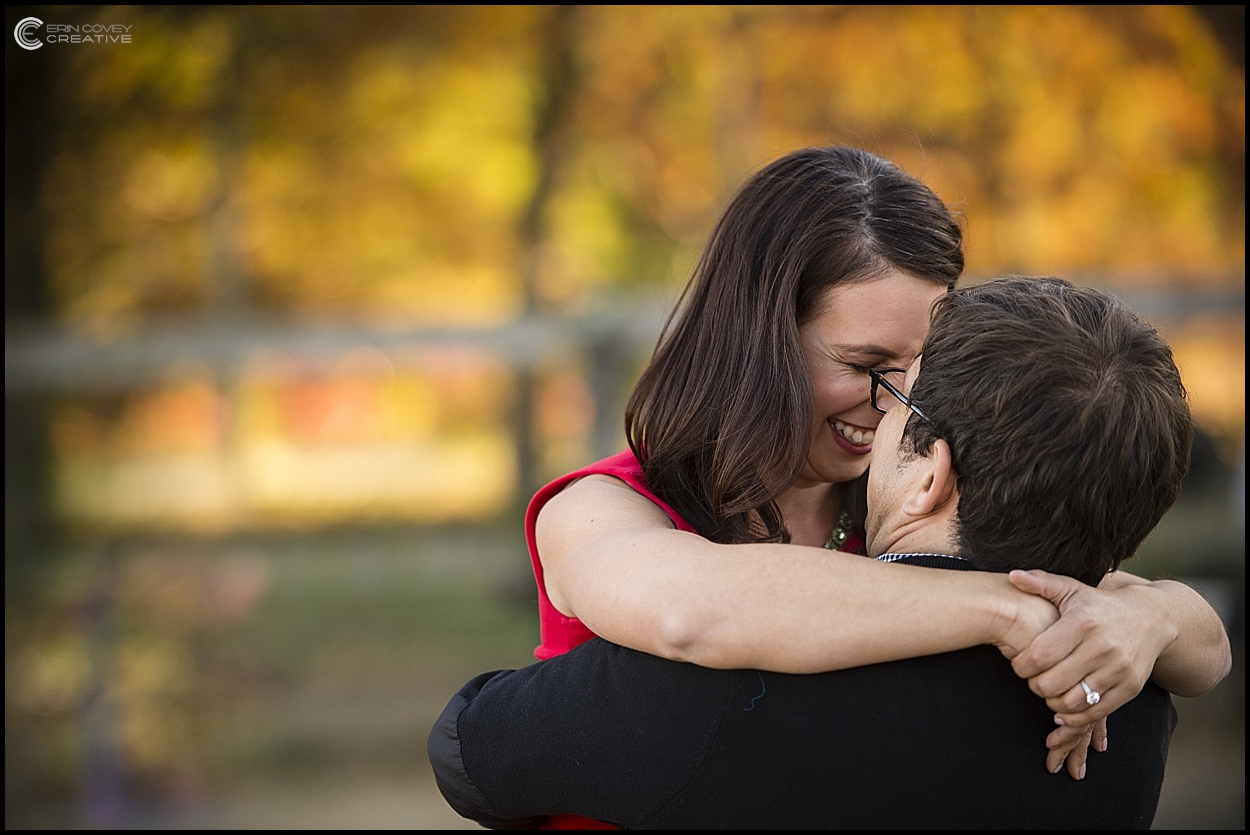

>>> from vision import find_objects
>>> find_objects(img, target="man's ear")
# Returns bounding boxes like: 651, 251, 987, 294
899, 439, 959, 519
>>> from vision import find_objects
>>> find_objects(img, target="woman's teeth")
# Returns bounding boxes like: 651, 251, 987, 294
833, 420, 874, 446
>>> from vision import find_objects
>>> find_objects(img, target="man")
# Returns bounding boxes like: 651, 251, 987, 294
428, 277, 1196, 829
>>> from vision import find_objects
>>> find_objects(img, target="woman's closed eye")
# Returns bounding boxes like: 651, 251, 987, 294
847, 362, 904, 376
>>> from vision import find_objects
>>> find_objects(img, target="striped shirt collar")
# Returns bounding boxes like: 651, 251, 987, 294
876, 552, 970, 564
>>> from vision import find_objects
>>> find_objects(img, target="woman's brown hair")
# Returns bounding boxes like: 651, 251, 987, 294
625, 146, 963, 544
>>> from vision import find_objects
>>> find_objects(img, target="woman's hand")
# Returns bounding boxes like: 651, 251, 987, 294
1007, 567, 1230, 722
1007, 569, 1166, 780
1044, 717, 1108, 780
1004, 567, 1231, 780
1005, 569, 1172, 726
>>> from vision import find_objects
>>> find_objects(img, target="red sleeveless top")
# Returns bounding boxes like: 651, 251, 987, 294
523, 449, 695, 830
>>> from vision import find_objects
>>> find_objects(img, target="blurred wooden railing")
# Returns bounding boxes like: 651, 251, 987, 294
5, 297, 675, 525
5, 282, 1242, 525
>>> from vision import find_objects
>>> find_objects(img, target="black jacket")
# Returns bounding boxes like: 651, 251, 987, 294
429, 557, 1176, 829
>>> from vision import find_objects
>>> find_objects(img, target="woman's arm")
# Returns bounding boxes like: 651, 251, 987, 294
1105, 572, 1232, 695
537, 475, 1058, 673
1007, 568, 1232, 725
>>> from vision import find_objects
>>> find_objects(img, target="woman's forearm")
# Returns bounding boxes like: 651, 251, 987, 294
540, 476, 1058, 673
560, 529, 1056, 673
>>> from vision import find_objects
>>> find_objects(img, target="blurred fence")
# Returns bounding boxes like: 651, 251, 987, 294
4, 295, 676, 540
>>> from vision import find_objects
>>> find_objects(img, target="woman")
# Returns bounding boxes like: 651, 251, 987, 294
524, 148, 1230, 823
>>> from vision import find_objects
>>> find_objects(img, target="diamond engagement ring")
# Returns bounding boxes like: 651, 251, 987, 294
1080, 679, 1101, 706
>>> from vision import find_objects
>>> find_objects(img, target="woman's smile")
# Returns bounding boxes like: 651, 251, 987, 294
830, 418, 875, 451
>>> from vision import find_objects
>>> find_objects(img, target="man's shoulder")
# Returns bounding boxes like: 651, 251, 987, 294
647, 647, 1174, 829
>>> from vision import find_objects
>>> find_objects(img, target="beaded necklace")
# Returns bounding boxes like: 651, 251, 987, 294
823, 511, 854, 550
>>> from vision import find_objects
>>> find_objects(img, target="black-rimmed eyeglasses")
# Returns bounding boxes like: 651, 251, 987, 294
868, 368, 933, 425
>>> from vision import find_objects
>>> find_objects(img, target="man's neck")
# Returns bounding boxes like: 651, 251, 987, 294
869, 523, 961, 560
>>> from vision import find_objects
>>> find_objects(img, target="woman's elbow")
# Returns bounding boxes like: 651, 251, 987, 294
649, 606, 718, 663
642, 606, 752, 669
1158, 630, 1234, 698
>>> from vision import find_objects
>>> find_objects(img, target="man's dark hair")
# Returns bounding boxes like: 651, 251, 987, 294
903, 276, 1193, 585
625, 146, 964, 545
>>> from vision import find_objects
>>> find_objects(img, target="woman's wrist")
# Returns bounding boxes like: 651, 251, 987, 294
983, 572, 1059, 659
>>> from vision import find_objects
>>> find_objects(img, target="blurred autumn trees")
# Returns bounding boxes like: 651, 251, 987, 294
7, 5, 1243, 327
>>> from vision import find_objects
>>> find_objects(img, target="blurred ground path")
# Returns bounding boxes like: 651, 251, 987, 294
212, 771, 477, 829
178, 663, 1250, 830
1151, 673, 1246, 829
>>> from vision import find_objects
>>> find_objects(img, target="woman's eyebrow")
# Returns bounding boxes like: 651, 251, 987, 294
829, 342, 898, 358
